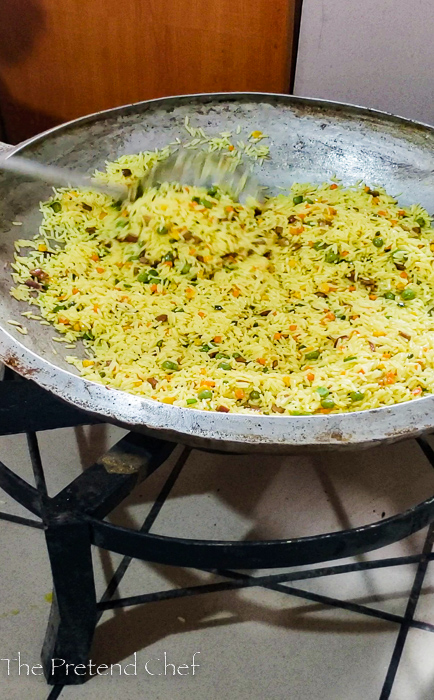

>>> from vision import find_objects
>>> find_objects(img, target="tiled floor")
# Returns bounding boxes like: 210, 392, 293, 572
1, 423, 434, 699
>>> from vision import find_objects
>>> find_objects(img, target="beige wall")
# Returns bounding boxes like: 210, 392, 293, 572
294, 0, 434, 125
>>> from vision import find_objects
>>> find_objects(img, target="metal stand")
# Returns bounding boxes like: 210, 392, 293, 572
1, 374, 434, 694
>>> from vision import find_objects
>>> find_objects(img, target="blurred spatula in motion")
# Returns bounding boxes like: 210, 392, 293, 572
134, 149, 265, 203
0, 149, 264, 204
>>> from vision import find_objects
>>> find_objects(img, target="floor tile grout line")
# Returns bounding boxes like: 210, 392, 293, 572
44, 446, 192, 700
378, 523, 434, 700
0, 511, 43, 529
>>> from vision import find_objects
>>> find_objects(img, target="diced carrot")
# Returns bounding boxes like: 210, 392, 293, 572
201, 380, 216, 388
164, 261, 173, 267
341, 250, 349, 257
378, 210, 388, 216
82, 360, 94, 367
400, 271, 408, 278
369, 294, 377, 300
372, 197, 380, 205
257, 358, 266, 365
358, 368, 365, 374
234, 389, 245, 400
289, 324, 297, 331
58, 316, 69, 324
225, 206, 234, 212
298, 212, 306, 220
198, 311, 206, 318
93, 304, 99, 313
72, 287, 79, 294
189, 248, 196, 255
329, 207, 337, 215
96, 267, 105, 273
412, 387, 423, 395
398, 209, 406, 216
213, 336, 222, 343
390, 219, 398, 226
231, 287, 240, 298
325, 312, 335, 321
185, 287, 195, 299
385, 371, 396, 384
349, 285, 356, 292
150, 284, 158, 293
330, 183, 338, 190
90, 253, 98, 262
382, 352, 391, 359
307, 372, 315, 382
364, 186, 370, 193
228, 145, 235, 151
274, 332, 282, 340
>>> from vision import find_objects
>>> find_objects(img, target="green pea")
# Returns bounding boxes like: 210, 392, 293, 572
313, 241, 327, 250
232, 352, 242, 358
321, 398, 335, 409
293, 195, 304, 205
215, 352, 229, 359
200, 344, 211, 352
218, 362, 232, 371
249, 390, 261, 400
50, 201, 61, 213
162, 360, 178, 371
137, 270, 149, 283
305, 350, 320, 360
186, 398, 198, 405
325, 249, 340, 264
157, 225, 168, 235
384, 291, 395, 300
181, 263, 191, 274
148, 269, 159, 277
163, 252, 174, 262
262, 366, 269, 373
111, 200, 122, 210
344, 356, 358, 362
291, 410, 312, 415
201, 199, 213, 209
316, 387, 329, 397
116, 220, 127, 228
207, 187, 220, 198
373, 237, 384, 247
198, 389, 212, 400
305, 198, 314, 204
192, 196, 201, 203
416, 217, 426, 228
350, 391, 364, 402
401, 289, 416, 300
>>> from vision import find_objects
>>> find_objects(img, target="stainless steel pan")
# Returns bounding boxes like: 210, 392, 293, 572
1, 93, 434, 453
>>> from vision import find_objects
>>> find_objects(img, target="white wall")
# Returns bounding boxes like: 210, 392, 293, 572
294, 0, 434, 125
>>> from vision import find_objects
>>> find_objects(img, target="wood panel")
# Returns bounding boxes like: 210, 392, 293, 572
0, 0, 295, 143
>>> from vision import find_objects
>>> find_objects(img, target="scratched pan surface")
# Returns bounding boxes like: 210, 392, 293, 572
1, 92, 434, 453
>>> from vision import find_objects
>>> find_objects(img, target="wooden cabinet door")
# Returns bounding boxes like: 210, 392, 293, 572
0, 0, 296, 143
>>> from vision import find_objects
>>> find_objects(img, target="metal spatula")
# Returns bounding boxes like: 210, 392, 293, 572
136, 149, 264, 202
0, 149, 263, 203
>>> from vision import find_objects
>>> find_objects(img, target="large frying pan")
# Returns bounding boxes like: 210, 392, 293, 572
1, 93, 434, 453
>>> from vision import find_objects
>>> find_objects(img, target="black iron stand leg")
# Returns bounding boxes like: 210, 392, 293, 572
42, 514, 97, 685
